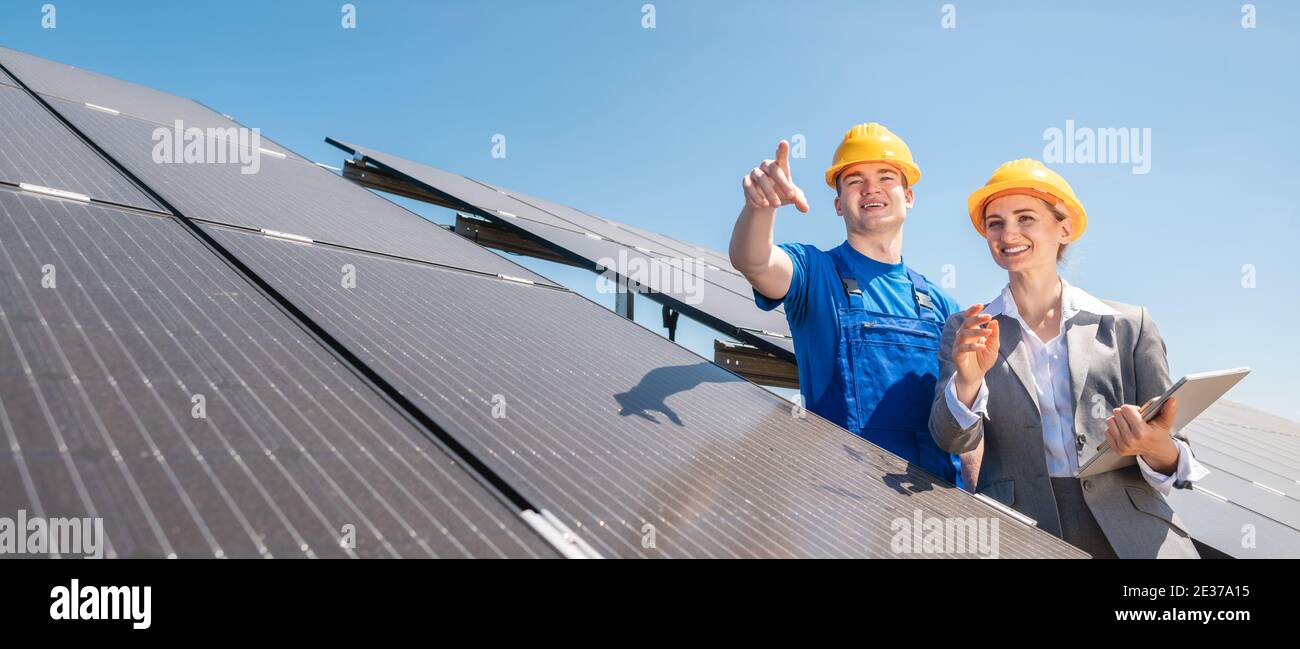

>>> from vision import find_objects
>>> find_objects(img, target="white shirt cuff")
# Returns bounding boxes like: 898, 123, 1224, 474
945, 376, 989, 430
1137, 438, 1210, 496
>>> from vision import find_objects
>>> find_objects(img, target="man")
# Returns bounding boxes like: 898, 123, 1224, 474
729, 123, 976, 488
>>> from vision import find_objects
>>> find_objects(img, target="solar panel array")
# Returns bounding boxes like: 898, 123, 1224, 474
1168, 401, 1300, 558
0, 46, 1087, 558
328, 139, 797, 358
0, 48, 555, 559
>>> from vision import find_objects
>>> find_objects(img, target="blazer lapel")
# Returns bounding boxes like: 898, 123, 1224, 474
1066, 313, 1105, 454
997, 315, 1040, 415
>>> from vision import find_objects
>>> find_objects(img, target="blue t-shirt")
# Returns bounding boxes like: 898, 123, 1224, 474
754, 241, 963, 432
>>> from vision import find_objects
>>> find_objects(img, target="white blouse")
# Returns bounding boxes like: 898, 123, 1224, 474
945, 279, 1208, 494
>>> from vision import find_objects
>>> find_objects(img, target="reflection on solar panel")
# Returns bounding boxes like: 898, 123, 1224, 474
1169, 401, 1300, 558
40, 97, 559, 287
0, 46, 299, 159
0, 189, 555, 558
0, 45, 1087, 558
0, 84, 161, 212
327, 139, 796, 358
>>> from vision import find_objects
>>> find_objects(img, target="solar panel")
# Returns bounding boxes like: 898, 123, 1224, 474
0, 84, 162, 212
39, 96, 560, 288
1166, 401, 1300, 558
328, 139, 796, 358
0, 187, 557, 559
1168, 489, 1298, 558
489, 182, 760, 296
0, 46, 299, 160
1192, 433, 1297, 500
480, 189, 783, 319
458, 208, 792, 347
614, 219, 738, 275
0, 66, 15, 87
200, 222, 1086, 558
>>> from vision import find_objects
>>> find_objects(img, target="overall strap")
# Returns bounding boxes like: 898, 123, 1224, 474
905, 266, 940, 323
829, 248, 863, 308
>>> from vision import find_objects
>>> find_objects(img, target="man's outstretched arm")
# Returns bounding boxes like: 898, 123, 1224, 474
729, 140, 806, 301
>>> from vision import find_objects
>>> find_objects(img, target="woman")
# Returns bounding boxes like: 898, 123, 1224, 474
929, 159, 1208, 558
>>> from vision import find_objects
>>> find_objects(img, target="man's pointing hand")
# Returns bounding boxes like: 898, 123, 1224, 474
742, 140, 810, 213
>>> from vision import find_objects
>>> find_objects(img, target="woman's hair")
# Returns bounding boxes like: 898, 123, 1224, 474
983, 195, 1071, 262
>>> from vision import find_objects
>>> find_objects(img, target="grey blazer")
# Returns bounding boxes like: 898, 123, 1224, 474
929, 297, 1199, 559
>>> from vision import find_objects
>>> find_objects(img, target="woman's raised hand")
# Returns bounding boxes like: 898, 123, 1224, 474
952, 304, 1000, 389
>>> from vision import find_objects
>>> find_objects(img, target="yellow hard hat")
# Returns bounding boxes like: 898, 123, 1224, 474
966, 159, 1088, 241
824, 122, 921, 190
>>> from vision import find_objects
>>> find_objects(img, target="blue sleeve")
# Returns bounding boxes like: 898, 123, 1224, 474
753, 243, 809, 319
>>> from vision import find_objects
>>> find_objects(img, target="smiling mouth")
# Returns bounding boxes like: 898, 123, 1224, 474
1002, 244, 1030, 257
860, 201, 887, 211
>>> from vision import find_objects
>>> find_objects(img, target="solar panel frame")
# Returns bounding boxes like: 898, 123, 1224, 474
328, 139, 796, 359
0, 187, 558, 559
613, 219, 739, 274
330, 138, 762, 290
480, 190, 775, 305
491, 182, 755, 288
201, 222, 1087, 559
0, 84, 163, 212
462, 210, 794, 346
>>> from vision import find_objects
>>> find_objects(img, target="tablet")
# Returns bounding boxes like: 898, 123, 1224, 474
1075, 367, 1250, 478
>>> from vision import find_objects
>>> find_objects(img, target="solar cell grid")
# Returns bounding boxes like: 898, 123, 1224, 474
203, 222, 1087, 559
0, 188, 555, 559
329, 139, 796, 357
42, 98, 561, 288
0, 84, 162, 212
0, 46, 299, 160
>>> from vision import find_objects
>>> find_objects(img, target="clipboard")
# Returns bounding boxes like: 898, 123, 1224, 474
1075, 367, 1250, 478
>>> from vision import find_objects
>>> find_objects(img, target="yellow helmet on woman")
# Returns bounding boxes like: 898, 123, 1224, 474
967, 159, 1087, 241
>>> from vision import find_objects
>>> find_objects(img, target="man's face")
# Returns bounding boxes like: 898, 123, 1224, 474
834, 162, 914, 232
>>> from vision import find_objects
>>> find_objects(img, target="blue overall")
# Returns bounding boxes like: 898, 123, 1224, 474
829, 252, 960, 484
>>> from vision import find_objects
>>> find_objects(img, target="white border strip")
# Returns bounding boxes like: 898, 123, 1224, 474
18, 183, 90, 203
497, 274, 536, 285
84, 102, 120, 115
259, 228, 314, 244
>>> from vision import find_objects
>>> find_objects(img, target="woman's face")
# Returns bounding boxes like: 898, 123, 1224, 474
982, 193, 1072, 272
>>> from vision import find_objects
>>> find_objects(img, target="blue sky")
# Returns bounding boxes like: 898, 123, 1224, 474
3, 1, 1297, 419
